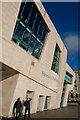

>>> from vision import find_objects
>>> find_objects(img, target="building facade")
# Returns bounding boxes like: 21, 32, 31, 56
68, 69, 80, 101
0, 0, 75, 117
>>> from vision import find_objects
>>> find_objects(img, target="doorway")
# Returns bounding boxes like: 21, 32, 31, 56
44, 96, 51, 110
37, 95, 44, 111
26, 90, 34, 108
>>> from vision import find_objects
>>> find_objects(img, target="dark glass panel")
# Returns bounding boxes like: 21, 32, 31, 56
28, 46, 33, 55
51, 58, 56, 71
33, 42, 42, 59
27, 37, 35, 55
22, 6, 30, 23
18, 2, 26, 18
28, 6, 36, 29
12, 22, 24, 45
38, 22, 44, 38
23, 30, 31, 44
51, 45, 60, 73
26, 2, 33, 11
29, 37, 35, 47
33, 14, 40, 34
20, 41, 28, 50
42, 29, 47, 42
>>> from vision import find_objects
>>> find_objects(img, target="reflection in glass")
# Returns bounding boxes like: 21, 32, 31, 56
33, 42, 42, 59
23, 31, 31, 44
12, 22, 24, 45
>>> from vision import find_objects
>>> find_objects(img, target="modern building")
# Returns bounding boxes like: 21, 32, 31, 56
0, 0, 75, 117
68, 69, 80, 101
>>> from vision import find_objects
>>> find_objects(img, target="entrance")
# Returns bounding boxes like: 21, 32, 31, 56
37, 95, 44, 111
26, 90, 34, 108
44, 96, 51, 110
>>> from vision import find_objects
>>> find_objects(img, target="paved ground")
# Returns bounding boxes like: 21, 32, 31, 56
1, 105, 80, 120
31, 105, 80, 118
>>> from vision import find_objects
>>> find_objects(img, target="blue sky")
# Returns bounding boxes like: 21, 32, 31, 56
42, 2, 79, 70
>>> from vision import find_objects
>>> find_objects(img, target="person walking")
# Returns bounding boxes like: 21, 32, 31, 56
24, 97, 32, 118
13, 98, 22, 118
20, 100, 24, 116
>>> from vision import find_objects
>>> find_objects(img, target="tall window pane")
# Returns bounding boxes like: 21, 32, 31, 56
20, 41, 28, 50
28, 6, 36, 29
12, 22, 24, 45
51, 45, 60, 74
23, 31, 31, 44
27, 37, 35, 55
34, 15, 40, 34
42, 28, 47, 43
33, 42, 42, 59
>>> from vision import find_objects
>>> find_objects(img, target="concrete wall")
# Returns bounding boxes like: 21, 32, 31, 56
2, 74, 19, 117
8, 73, 58, 116
0, 2, 2, 116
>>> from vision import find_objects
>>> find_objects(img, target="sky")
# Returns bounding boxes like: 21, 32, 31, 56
42, 2, 79, 70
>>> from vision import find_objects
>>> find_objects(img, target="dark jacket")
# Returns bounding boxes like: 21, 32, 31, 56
14, 100, 22, 108
24, 98, 32, 108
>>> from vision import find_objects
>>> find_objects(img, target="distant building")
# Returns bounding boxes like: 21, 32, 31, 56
68, 69, 80, 101
0, 0, 75, 117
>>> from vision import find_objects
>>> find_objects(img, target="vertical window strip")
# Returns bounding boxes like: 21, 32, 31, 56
20, 2, 26, 19
37, 21, 41, 35
41, 27, 45, 40
32, 13, 38, 30
51, 45, 60, 74
27, 4, 33, 24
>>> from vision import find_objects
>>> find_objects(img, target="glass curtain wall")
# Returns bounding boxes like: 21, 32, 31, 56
12, 2, 48, 59
51, 44, 60, 74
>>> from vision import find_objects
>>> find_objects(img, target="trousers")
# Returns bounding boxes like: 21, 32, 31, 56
24, 107, 30, 117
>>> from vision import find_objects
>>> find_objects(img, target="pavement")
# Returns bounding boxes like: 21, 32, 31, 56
1, 105, 80, 120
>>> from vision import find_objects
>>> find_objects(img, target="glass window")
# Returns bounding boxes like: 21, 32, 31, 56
33, 41, 42, 59
12, 2, 48, 59
41, 27, 47, 42
12, 22, 24, 45
26, 2, 33, 11
23, 30, 31, 44
64, 71, 72, 84
27, 37, 35, 55
18, 2, 25, 18
38, 22, 44, 37
51, 45, 60, 74
33, 14, 41, 34
22, 6, 30, 24
20, 41, 28, 50
28, 6, 36, 29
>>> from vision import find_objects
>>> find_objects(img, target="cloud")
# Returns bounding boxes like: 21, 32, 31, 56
63, 32, 79, 55
62, 32, 80, 69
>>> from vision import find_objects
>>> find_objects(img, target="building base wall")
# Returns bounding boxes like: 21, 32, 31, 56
2, 73, 58, 117
1, 74, 19, 117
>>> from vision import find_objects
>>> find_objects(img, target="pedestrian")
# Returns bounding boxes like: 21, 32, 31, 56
13, 98, 22, 118
20, 100, 24, 116
24, 97, 32, 118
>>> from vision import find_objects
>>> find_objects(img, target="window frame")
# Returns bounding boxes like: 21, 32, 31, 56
12, 1, 49, 59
